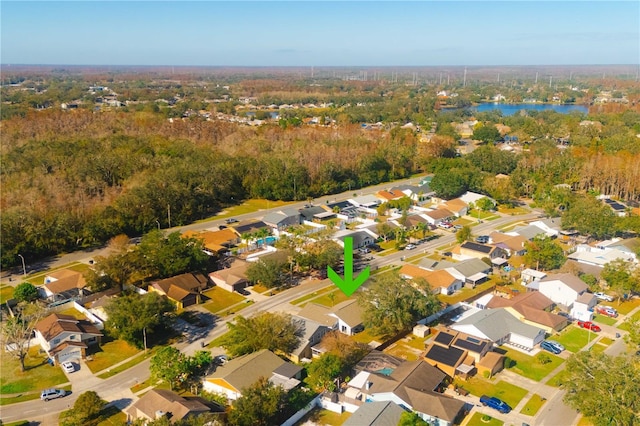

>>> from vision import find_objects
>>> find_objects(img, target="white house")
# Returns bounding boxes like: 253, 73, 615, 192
570, 292, 597, 322
528, 273, 589, 308
521, 268, 547, 284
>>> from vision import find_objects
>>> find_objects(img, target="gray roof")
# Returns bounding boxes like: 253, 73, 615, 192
512, 224, 548, 240
337, 231, 374, 248
454, 308, 545, 340
343, 401, 406, 426
205, 349, 288, 391
445, 258, 491, 277
262, 211, 287, 226
419, 258, 456, 270
299, 206, 327, 221
540, 273, 588, 293
351, 194, 382, 207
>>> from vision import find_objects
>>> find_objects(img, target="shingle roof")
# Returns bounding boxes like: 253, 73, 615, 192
343, 401, 406, 426
127, 389, 212, 422
426, 208, 453, 220
44, 269, 86, 294
296, 303, 336, 327
35, 313, 102, 342
331, 299, 363, 328
205, 349, 288, 392
454, 308, 544, 340
447, 258, 492, 277
540, 273, 588, 293
461, 241, 493, 254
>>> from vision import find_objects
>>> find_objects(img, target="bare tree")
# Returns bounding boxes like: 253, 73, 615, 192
1, 302, 48, 372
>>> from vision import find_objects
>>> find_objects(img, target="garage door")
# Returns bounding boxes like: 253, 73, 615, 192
57, 348, 82, 364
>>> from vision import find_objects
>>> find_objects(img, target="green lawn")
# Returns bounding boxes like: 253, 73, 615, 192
96, 406, 128, 426
0, 347, 68, 394
520, 393, 547, 416
207, 199, 295, 220
296, 408, 352, 426
553, 326, 592, 353
504, 349, 564, 381
468, 209, 500, 220
291, 286, 334, 306
385, 343, 421, 361
96, 349, 156, 379
352, 329, 386, 345
465, 412, 504, 426
86, 339, 141, 374
201, 287, 246, 314
438, 280, 496, 305
498, 205, 530, 215
454, 378, 528, 408
56, 307, 87, 319
592, 315, 618, 326
546, 368, 569, 387
0, 285, 15, 304
619, 310, 640, 331
310, 290, 351, 308
613, 297, 640, 315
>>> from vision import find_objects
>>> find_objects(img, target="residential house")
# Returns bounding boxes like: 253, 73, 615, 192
34, 313, 103, 364
288, 316, 331, 363
436, 258, 492, 287
603, 198, 628, 217
346, 353, 466, 426
209, 259, 250, 293
459, 191, 495, 208
126, 389, 221, 424
262, 208, 302, 231
486, 292, 568, 333
335, 230, 376, 250
454, 242, 506, 262
349, 194, 383, 209
510, 224, 552, 241
343, 401, 407, 426
202, 349, 302, 400
40, 269, 88, 301
441, 199, 468, 217
399, 265, 462, 296
423, 328, 491, 378
489, 233, 527, 257
424, 208, 454, 225
376, 189, 407, 202
451, 308, 546, 351
391, 183, 435, 203
299, 205, 333, 222
527, 273, 589, 309
568, 239, 637, 268
183, 229, 240, 254
521, 268, 547, 284
296, 299, 364, 336
148, 273, 208, 309
570, 292, 597, 321
231, 220, 270, 237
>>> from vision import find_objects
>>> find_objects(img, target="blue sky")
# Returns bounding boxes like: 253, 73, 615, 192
2, 1, 638, 66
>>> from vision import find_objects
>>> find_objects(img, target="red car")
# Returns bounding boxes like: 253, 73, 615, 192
577, 321, 601, 332
595, 305, 618, 318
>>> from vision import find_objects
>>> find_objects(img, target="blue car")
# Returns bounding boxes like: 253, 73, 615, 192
540, 340, 562, 354
480, 395, 512, 414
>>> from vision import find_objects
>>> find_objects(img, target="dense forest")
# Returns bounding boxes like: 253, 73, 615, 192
1, 69, 639, 268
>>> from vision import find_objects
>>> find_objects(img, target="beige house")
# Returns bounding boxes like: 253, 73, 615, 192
34, 313, 102, 364
126, 389, 220, 423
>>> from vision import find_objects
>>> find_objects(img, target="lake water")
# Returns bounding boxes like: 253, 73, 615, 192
472, 103, 588, 116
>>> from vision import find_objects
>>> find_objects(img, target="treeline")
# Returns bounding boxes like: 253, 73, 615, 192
0, 110, 419, 268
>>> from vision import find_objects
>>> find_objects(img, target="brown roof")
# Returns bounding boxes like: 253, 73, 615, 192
153, 273, 208, 294
376, 189, 406, 201
210, 260, 249, 285
35, 313, 102, 342
399, 264, 432, 280
426, 208, 453, 220
184, 229, 239, 252
405, 215, 429, 228
127, 389, 211, 422
442, 199, 468, 212
424, 269, 458, 289
331, 299, 363, 328
50, 341, 88, 355
487, 292, 565, 329
500, 235, 527, 252
205, 349, 289, 392
44, 269, 86, 294
541, 273, 588, 293
477, 351, 504, 369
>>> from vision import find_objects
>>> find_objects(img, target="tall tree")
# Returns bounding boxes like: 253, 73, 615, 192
227, 377, 287, 426
13, 282, 39, 302
305, 353, 344, 392
562, 195, 617, 240
219, 312, 303, 357
358, 273, 440, 337
601, 259, 640, 301
523, 235, 566, 271
150, 346, 190, 390
246, 257, 285, 289
59, 391, 106, 426
84, 234, 138, 291
456, 225, 473, 243
562, 351, 640, 425
104, 292, 175, 348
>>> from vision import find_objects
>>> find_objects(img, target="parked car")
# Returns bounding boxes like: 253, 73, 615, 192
540, 340, 563, 354
577, 321, 601, 332
225, 218, 238, 224
404, 244, 416, 250
41, 388, 66, 401
557, 311, 573, 321
453, 224, 463, 230
594, 292, 614, 302
61, 361, 75, 373
479, 395, 512, 414
595, 305, 618, 318
545, 340, 565, 352
476, 235, 489, 244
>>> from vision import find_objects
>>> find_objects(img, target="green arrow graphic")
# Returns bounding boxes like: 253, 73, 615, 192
328, 236, 370, 296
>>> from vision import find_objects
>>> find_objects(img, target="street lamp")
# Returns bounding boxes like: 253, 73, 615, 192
17, 254, 26, 277
155, 220, 161, 231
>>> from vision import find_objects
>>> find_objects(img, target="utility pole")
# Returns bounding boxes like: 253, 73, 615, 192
167, 204, 171, 228
463, 67, 467, 87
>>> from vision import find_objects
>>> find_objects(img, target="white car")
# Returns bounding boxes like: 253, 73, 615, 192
594, 292, 614, 302
404, 244, 416, 250
61, 361, 75, 373
41, 388, 66, 401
